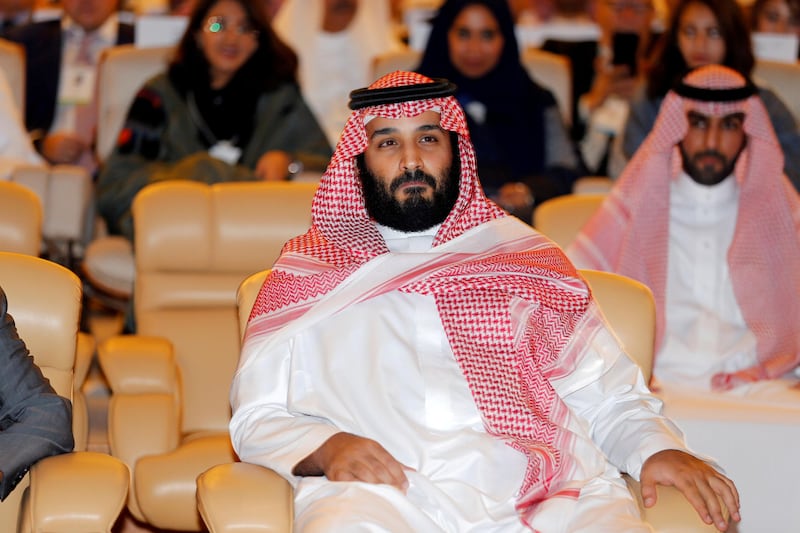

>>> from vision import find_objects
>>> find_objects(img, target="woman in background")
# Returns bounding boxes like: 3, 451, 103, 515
622, 0, 800, 189
97, 0, 331, 239
416, 0, 584, 221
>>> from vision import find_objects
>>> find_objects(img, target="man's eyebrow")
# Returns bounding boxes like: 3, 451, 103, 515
723, 112, 745, 121
369, 123, 444, 139
687, 110, 707, 120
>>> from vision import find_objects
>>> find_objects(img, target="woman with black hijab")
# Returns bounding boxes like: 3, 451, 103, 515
416, 0, 584, 219
96, 0, 332, 239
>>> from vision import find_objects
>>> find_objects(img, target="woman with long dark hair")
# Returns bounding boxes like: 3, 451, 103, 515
622, 0, 800, 189
97, 0, 332, 239
416, 0, 584, 219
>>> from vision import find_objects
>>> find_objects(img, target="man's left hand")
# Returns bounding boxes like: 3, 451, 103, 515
640, 449, 740, 532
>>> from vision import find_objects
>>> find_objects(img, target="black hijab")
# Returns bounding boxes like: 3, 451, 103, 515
416, 0, 553, 190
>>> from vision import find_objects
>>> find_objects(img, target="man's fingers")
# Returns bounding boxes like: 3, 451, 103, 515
639, 479, 657, 508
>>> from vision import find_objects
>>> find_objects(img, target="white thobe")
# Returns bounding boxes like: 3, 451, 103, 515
230, 222, 687, 532
656, 172, 757, 389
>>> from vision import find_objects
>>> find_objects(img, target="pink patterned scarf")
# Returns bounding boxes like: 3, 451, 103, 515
570, 65, 800, 390
244, 71, 593, 521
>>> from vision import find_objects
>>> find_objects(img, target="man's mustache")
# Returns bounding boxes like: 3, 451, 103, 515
692, 150, 726, 164
390, 169, 437, 194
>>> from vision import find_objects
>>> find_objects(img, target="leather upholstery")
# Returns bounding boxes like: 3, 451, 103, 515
532, 193, 606, 249
0, 181, 41, 256
0, 252, 129, 532
98, 180, 317, 531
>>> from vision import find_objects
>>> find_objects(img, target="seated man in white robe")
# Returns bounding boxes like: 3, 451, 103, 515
229, 70, 739, 532
569, 64, 800, 397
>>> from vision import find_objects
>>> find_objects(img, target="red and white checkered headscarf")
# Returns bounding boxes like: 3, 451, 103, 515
570, 65, 800, 390
245, 71, 593, 521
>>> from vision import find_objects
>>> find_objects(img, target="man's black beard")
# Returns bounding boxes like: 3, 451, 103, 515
680, 144, 743, 186
358, 157, 461, 232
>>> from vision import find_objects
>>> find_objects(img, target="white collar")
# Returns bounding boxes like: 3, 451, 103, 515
673, 171, 739, 207
376, 223, 441, 253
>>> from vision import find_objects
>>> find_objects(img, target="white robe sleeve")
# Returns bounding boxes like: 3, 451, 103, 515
549, 302, 688, 480
229, 336, 341, 486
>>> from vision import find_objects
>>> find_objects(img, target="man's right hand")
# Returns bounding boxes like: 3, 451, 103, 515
41, 132, 88, 164
292, 432, 411, 492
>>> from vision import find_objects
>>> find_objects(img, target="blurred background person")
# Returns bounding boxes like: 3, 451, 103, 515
622, 0, 800, 189
6, 0, 134, 175
0, 0, 33, 36
0, 69, 44, 179
750, 0, 800, 36
96, 0, 331, 240
749, 0, 800, 60
571, 0, 658, 176
273, 0, 404, 147
416, 0, 584, 220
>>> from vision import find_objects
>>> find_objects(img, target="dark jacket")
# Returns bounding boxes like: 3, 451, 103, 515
0, 287, 73, 500
6, 18, 134, 138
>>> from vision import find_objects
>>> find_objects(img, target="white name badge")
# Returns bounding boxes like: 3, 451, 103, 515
208, 140, 242, 164
59, 64, 95, 105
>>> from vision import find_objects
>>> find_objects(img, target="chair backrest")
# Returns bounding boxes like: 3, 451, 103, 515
579, 269, 656, 381
0, 37, 25, 113
521, 47, 572, 126
0, 180, 42, 255
237, 270, 270, 339
753, 59, 800, 123
132, 180, 317, 434
532, 193, 605, 249
0, 252, 82, 530
371, 47, 572, 125
11, 164, 92, 247
96, 44, 174, 162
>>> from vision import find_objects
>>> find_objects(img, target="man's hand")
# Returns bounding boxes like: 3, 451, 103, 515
41, 132, 89, 164
292, 432, 411, 492
640, 449, 740, 531
254, 150, 292, 181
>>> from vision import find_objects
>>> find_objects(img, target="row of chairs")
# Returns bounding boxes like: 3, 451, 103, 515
0, 180, 128, 531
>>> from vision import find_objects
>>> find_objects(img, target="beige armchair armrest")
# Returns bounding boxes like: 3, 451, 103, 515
625, 476, 726, 532
197, 463, 294, 533
98, 335, 181, 521
20, 451, 129, 533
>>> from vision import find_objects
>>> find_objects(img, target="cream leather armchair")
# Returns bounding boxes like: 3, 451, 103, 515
97, 180, 317, 531
0, 252, 129, 532
196, 269, 721, 532
532, 193, 606, 249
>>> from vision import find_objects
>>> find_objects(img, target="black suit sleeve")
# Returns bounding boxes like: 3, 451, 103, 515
0, 287, 74, 500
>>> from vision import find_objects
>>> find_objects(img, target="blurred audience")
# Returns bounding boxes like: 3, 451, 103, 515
574, 0, 657, 175
622, 0, 800, 190
750, 0, 800, 36
6, 0, 134, 175
416, 0, 583, 220
96, 0, 331, 240
273, 0, 404, 147
0, 68, 44, 179
0, 0, 33, 36
570, 64, 800, 399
